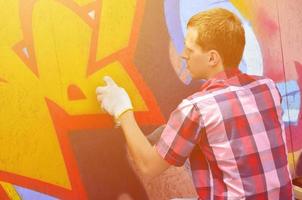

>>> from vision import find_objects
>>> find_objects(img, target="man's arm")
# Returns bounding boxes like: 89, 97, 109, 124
96, 76, 170, 180
119, 110, 170, 180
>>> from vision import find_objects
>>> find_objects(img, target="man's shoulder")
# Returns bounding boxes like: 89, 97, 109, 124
182, 79, 232, 105
181, 75, 277, 106
179, 90, 217, 111
236, 73, 276, 87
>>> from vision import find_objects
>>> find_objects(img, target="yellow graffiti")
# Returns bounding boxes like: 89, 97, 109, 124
230, 0, 252, 20
73, 0, 95, 7
97, 0, 137, 60
32, 0, 146, 115
0, 0, 71, 189
0, 0, 146, 192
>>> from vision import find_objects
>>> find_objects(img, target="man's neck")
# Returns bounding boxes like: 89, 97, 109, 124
210, 67, 241, 80
207, 65, 225, 79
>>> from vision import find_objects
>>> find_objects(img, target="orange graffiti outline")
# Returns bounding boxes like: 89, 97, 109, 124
1, 0, 165, 199
86, 0, 165, 125
0, 185, 10, 200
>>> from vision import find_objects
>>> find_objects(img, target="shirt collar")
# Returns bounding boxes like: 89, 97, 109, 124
212, 67, 242, 80
199, 68, 242, 91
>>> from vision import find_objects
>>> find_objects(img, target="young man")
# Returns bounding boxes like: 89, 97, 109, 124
96, 8, 293, 199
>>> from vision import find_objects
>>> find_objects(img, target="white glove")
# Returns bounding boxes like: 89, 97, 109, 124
96, 76, 133, 120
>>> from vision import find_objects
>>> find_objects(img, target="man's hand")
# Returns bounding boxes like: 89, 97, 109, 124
96, 76, 133, 119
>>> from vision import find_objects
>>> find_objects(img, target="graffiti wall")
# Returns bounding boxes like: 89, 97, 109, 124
0, 0, 301, 199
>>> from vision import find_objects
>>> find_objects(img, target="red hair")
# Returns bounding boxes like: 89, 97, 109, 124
187, 8, 245, 68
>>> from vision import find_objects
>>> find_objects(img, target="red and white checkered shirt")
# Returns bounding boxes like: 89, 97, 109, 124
156, 69, 293, 200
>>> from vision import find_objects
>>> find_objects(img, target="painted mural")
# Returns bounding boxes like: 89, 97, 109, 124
0, 0, 301, 199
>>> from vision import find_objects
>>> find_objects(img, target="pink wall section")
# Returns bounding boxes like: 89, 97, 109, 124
254, 0, 302, 176
235, 0, 302, 177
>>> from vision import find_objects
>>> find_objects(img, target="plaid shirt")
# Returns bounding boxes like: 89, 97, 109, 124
156, 69, 293, 200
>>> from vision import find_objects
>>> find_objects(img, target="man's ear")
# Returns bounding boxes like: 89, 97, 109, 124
208, 50, 220, 66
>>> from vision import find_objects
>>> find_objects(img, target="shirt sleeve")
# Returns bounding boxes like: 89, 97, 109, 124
155, 99, 203, 166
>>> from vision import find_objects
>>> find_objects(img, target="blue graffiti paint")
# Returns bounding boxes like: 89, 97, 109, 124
276, 80, 301, 125
14, 185, 58, 200
164, 0, 184, 53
